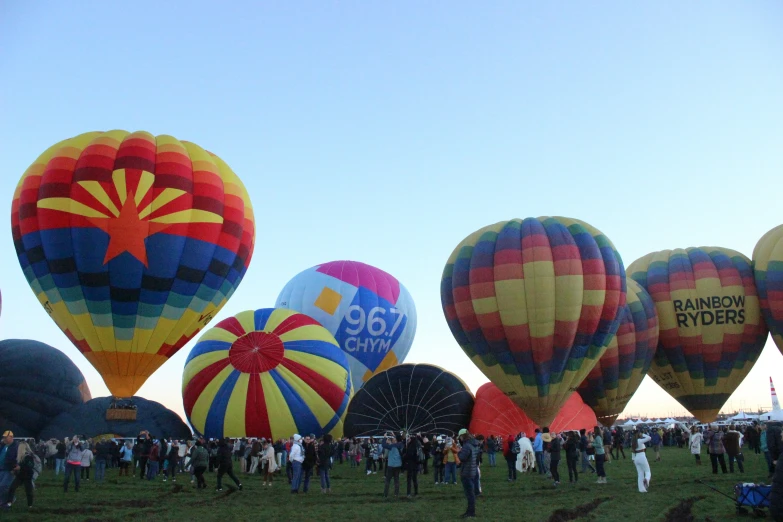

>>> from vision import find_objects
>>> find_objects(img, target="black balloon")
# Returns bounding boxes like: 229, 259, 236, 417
40, 396, 192, 440
0, 339, 91, 438
343, 364, 474, 438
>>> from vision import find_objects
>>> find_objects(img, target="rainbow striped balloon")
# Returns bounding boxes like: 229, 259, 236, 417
182, 308, 353, 440
576, 279, 659, 426
11, 131, 255, 397
628, 247, 768, 422
441, 216, 626, 426
753, 225, 783, 355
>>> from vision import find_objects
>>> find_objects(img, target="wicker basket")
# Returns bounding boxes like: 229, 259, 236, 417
105, 409, 137, 421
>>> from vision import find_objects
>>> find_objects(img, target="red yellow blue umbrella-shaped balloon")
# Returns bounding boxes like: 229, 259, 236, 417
627, 247, 768, 422
753, 225, 783, 354
441, 216, 626, 426
11, 131, 255, 397
576, 279, 659, 426
182, 308, 353, 440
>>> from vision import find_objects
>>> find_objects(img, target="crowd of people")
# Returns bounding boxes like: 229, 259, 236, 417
2, 420, 783, 518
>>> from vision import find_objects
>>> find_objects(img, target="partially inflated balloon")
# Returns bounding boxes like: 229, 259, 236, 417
441, 217, 626, 426
576, 279, 659, 426
468, 383, 597, 437
628, 247, 768, 422
11, 131, 256, 397
183, 308, 353, 440
276, 261, 417, 392
753, 225, 783, 354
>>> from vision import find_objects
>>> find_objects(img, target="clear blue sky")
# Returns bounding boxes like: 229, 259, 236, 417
1, 1, 782, 422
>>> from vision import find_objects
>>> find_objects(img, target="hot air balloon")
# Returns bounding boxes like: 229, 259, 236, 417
753, 225, 783, 354
576, 279, 659, 426
182, 308, 353, 440
441, 217, 626, 426
0, 339, 91, 438
11, 131, 255, 398
276, 260, 417, 392
627, 247, 768, 422
342, 364, 474, 437
41, 396, 191, 440
468, 383, 597, 437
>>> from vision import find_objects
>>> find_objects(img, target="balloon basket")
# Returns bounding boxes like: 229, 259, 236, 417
106, 409, 137, 421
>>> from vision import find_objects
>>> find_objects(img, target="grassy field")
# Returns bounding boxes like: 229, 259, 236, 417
2, 447, 773, 521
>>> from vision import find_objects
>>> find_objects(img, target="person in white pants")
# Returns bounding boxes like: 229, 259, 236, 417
631, 431, 652, 492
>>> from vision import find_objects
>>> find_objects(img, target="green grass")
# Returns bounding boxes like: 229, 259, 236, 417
2, 448, 772, 521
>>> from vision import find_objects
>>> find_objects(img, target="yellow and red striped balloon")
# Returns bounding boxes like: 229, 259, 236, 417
628, 247, 768, 422
441, 217, 626, 426
182, 308, 353, 440
753, 225, 783, 355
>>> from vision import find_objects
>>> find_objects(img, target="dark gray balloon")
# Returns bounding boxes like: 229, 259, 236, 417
343, 363, 474, 438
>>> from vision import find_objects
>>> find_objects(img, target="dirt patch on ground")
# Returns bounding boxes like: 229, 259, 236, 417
664, 496, 705, 522
548, 497, 612, 521
46, 507, 103, 515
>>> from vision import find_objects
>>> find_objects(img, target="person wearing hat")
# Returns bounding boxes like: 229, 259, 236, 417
289, 434, 304, 493
457, 428, 479, 518
0, 431, 19, 503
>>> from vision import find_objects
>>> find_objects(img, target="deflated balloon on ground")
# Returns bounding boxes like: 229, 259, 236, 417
0, 339, 92, 438
40, 395, 191, 440
469, 382, 597, 437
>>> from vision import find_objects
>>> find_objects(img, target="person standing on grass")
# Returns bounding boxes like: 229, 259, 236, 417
457, 428, 478, 518
54, 439, 66, 476
402, 433, 421, 498
432, 439, 444, 484
549, 433, 562, 486
631, 430, 651, 492
725, 425, 744, 473
381, 435, 403, 498
164, 440, 179, 482
317, 434, 334, 493
146, 440, 161, 480
63, 436, 84, 493
443, 437, 460, 485
94, 439, 111, 483
487, 436, 497, 467
689, 426, 703, 465
592, 427, 606, 483
261, 439, 277, 486
650, 429, 662, 462
579, 429, 595, 474
289, 434, 304, 493
80, 443, 93, 481
216, 438, 242, 492
705, 425, 728, 474
119, 441, 133, 477
564, 431, 579, 483
602, 428, 612, 464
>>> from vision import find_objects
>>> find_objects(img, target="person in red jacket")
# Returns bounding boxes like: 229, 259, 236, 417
146, 441, 161, 480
